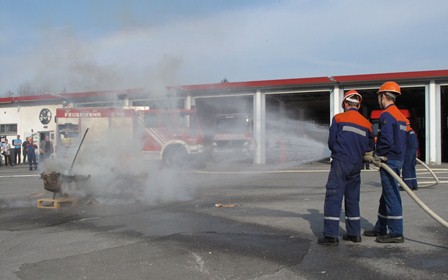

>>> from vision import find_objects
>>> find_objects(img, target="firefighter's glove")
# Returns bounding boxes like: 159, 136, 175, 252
363, 151, 374, 163
371, 154, 387, 167
363, 152, 387, 167
376, 155, 388, 162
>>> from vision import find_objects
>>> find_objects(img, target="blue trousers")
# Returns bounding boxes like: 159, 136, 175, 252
402, 149, 417, 189
323, 159, 362, 238
374, 160, 403, 236
28, 152, 38, 169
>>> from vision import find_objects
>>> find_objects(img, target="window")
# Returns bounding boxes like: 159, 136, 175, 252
0, 123, 18, 134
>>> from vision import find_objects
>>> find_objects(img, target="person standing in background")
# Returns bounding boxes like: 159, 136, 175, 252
12, 135, 22, 165
0, 139, 5, 166
27, 138, 38, 171
3, 139, 13, 166
22, 137, 30, 164
401, 119, 419, 191
40, 135, 54, 162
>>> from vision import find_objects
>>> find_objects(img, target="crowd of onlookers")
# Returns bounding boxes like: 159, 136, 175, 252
0, 135, 53, 170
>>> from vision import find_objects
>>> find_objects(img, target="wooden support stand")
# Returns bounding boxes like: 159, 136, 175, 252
37, 197, 77, 209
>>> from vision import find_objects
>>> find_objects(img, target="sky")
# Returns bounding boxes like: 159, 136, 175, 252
1, 0, 448, 96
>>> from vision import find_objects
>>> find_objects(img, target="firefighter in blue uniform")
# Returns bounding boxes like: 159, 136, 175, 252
318, 90, 374, 245
364, 81, 407, 243
402, 119, 419, 190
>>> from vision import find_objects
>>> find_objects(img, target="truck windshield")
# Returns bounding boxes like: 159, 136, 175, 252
215, 115, 251, 133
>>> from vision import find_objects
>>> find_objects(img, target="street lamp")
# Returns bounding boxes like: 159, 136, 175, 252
327, 76, 338, 84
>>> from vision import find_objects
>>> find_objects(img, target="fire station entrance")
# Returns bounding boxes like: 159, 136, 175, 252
195, 91, 331, 164
185, 73, 448, 165
194, 86, 438, 164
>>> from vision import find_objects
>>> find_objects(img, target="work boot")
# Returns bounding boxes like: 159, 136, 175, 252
317, 236, 339, 246
343, 234, 362, 243
375, 235, 404, 243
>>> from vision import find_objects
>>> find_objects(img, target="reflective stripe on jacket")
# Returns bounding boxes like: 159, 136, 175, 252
328, 108, 374, 165
376, 104, 407, 161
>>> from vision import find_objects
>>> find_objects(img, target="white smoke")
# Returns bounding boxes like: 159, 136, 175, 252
39, 104, 197, 206
38, 102, 330, 206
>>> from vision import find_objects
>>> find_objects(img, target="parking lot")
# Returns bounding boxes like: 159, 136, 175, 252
1, 161, 447, 280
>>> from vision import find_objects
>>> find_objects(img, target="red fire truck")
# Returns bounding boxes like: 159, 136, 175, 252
370, 109, 410, 140
55, 107, 205, 167
211, 113, 255, 162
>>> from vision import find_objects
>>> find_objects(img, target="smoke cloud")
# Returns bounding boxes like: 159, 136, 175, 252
37, 100, 330, 207
42, 115, 197, 206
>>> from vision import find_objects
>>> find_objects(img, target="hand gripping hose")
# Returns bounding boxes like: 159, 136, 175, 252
364, 155, 448, 229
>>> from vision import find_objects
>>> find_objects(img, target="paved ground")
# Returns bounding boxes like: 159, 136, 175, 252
0, 161, 447, 280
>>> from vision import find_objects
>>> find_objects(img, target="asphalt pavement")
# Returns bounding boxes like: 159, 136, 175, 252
0, 161, 447, 280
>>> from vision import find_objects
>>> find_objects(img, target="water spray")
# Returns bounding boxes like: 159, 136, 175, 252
364, 154, 448, 229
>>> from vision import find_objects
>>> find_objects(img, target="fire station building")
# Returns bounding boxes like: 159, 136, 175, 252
1, 69, 447, 165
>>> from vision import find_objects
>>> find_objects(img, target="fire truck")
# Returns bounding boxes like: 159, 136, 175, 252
55, 107, 205, 167
370, 109, 410, 140
211, 113, 255, 162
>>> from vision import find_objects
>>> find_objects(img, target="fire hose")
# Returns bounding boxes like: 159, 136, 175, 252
364, 154, 448, 229
416, 158, 440, 188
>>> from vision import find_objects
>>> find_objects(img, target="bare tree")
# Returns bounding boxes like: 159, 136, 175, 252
17, 82, 33, 96
1, 82, 60, 98
2, 90, 14, 97
15, 82, 55, 96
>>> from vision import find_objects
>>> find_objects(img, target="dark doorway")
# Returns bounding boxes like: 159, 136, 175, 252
442, 86, 448, 163
359, 87, 426, 160
195, 96, 253, 147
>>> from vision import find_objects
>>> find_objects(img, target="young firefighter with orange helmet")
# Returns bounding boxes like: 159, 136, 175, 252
364, 81, 407, 243
318, 90, 374, 245
402, 119, 419, 191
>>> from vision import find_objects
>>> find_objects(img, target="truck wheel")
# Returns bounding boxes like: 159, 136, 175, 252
162, 145, 188, 168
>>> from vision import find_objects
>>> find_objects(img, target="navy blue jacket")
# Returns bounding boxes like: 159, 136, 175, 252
328, 108, 374, 165
406, 125, 419, 153
376, 104, 407, 161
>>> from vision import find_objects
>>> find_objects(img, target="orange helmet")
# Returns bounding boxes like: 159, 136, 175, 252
377, 81, 401, 96
342, 90, 362, 108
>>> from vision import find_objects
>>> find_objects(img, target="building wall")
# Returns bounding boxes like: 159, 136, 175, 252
1, 104, 59, 142
1, 70, 447, 164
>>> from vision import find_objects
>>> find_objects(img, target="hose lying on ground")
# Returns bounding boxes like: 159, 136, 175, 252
365, 155, 448, 229
416, 158, 440, 188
